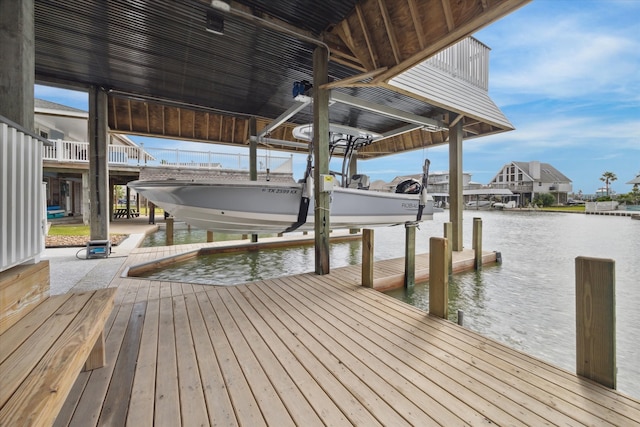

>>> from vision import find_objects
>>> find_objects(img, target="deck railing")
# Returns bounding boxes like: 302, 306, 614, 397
426, 37, 490, 91
1, 116, 46, 272
42, 140, 293, 173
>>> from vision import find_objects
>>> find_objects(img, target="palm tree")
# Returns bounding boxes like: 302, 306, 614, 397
600, 171, 617, 196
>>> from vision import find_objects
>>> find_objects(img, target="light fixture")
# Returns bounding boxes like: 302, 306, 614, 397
211, 0, 231, 12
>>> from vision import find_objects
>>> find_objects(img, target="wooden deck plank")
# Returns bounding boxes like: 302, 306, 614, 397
127, 297, 160, 427
154, 296, 181, 427
248, 280, 414, 426
54, 242, 640, 427
283, 273, 527, 426
195, 291, 266, 426
207, 289, 296, 427
316, 271, 635, 426
67, 301, 135, 427
219, 288, 324, 427
239, 283, 383, 426
173, 295, 210, 426
182, 293, 237, 426
99, 301, 146, 426
227, 286, 350, 426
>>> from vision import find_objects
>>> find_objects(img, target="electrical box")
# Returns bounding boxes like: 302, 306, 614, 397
320, 174, 335, 193
86, 240, 111, 259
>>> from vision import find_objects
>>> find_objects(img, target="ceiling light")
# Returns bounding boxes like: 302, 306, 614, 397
211, 0, 231, 12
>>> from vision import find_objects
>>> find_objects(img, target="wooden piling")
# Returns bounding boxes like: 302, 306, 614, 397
472, 217, 482, 270
404, 223, 416, 289
165, 217, 174, 246
443, 222, 453, 274
575, 256, 616, 389
362, 229, 374, 288
429, 237, 449, 319
206, 231, 214, 243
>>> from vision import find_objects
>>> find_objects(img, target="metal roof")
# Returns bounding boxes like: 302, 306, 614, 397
33, 0, 530, 158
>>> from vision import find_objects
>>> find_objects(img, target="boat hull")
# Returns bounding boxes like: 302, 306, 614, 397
128, 180, 433, 233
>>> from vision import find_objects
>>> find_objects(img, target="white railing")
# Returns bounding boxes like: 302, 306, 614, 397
42, 140, 293, 173
1, 117, 45, 273
426, 37, 490, 91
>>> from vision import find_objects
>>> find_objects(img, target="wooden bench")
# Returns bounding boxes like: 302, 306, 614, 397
0, 261, 116, 426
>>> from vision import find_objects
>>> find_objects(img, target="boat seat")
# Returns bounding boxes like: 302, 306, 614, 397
349, 174, 370, 190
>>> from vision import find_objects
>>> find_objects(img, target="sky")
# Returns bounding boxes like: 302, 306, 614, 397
35, 0, 640, 195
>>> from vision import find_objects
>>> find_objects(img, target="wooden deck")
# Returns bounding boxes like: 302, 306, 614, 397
53, 245, 640, 426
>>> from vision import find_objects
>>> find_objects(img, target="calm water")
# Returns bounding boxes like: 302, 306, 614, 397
140, 211, 640, 398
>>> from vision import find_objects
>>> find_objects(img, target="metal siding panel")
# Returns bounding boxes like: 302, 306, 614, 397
0, 123, 44, 272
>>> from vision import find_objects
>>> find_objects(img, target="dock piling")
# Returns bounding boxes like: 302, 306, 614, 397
575, 256, 616, 389
165, 217, 174, 246
404, 223, 416, 289
473, 217, 482, 270
444, 222, 453, 274
429, 237, 449, 319
362, 229, 374, 288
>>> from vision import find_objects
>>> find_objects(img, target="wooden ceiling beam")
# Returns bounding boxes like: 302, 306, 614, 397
440, 0, 455, 32
355, 3, 378, 69
378, 0, 401, 64
408, 0, 426, 50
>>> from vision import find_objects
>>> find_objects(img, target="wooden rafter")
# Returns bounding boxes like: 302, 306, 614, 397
407, 0, 426, 50
441, 0, 455, 32
377, 0, 401, 64
320, 67, 388, 90
355, 3, 377, 69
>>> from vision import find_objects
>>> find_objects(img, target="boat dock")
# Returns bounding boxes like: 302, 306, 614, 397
51, 233, 640, 426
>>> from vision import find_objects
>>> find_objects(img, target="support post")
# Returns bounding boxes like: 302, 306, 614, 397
443, 222, 453, 274
148, 202, 155, 224
313, 46, 330, 275
448, 120, 463, 251
165, 217, 174, 246
404, 223, 416, 289
473, 217, 482, 270
429, 237, 449, 319
575, 256, 616, 389
88, 86, 110, 241
206, 231, 214, 243
249, 117, 258, 242
362, 229, 374, 288
0, 0, 34, 130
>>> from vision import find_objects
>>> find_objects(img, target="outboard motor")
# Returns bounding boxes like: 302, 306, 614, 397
395, 178, 422, 194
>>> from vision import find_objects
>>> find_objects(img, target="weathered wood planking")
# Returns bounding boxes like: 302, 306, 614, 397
53, 242, 640, 426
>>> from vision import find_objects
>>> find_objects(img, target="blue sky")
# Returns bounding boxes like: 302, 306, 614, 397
35, 0, 639, 195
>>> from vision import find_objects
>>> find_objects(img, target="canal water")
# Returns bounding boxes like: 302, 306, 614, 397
140, 211, 640, 399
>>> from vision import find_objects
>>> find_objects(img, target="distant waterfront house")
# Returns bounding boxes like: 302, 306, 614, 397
488, 161, 572, 205
627, 172, 640, 186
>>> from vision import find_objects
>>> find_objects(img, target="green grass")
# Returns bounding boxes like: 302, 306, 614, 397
540, 205, 585, 212
47, 224, 91, 236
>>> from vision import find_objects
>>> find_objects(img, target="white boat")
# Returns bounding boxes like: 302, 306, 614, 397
129, 124, 434, 234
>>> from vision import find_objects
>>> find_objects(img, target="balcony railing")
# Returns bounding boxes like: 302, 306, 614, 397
426, 37, 490, 91
42, 140, 293, 174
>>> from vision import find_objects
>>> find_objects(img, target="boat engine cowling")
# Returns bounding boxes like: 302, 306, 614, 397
395, 178, 422, 194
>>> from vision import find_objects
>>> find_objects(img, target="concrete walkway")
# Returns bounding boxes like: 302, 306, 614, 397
43, 217, 158, 295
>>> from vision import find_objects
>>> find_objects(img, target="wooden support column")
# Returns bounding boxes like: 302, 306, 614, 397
249, 117, 258, 243
362, 229, 374, 288
404, 223, 416, 289
449, 120, 463, 251
313, 46, 330, 275
429, 237, 449, 319
125, 186, 131, 219
206, 231, 214, 242
472, 217, 482, 270
575, 256, 616, 389
443, 222, 453, 274
0, 0, 34, 130
88, 86, 110, 241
